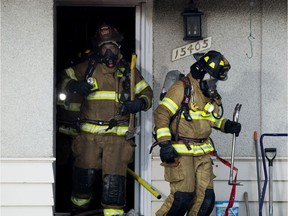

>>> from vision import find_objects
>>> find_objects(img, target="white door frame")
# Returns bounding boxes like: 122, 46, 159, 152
135, 1, 153, 215
55, 1, 154, 215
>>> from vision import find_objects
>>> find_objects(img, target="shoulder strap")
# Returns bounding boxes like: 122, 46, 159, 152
170, 77, 193, 141
179, 77, 192, 121
85, 55, 99, 79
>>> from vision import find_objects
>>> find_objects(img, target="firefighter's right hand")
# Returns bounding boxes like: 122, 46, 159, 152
159, 141, 178, 164
69, 80, 92, 96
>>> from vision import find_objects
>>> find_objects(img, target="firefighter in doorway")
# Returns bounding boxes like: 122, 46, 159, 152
62, 23, 153, 216
154, 50, 241, 216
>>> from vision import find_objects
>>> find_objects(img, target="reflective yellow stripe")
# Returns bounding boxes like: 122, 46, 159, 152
59, 126, 78, 136
71, 196, 91, 207
160, 98, 179, 114
86, 91, 120, 102
172, 142, 214, 155
61, 77, 74, 93
180, 111, 224, 125
116, 68, 125, 77
81, 123, 128, 135
64, 102, 81, 111
103, 209, 124, 216
156, 127, 171, 140
215, 117, 225, 128
65, 67, 77, 80
135, 80, 149, 94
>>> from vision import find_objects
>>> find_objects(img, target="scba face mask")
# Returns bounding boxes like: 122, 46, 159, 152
200, 74, 221, 100
100, 43, 120, 68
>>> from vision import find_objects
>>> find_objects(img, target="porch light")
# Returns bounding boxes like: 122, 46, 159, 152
182, 0, 203, 41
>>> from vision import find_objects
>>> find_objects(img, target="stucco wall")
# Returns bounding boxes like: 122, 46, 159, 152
1, 0, 54, 157
152, 0, 287, 157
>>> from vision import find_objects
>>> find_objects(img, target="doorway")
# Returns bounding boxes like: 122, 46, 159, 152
55, 6, 136, 214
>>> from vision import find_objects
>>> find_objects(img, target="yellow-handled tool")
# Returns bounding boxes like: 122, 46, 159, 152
125, 53, 138, 140
127, 168, 162, 199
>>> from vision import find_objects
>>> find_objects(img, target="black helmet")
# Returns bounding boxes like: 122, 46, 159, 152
198, 50, 231, 81
94, 23, 124, 68
95, 23, 123, 47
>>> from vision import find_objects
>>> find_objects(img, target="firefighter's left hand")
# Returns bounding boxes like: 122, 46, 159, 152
224, 120, 241, 137
121, 98, 146, 115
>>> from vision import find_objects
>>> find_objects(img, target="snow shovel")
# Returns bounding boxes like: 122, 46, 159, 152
265, 147, 277, 216
259, 133, 287, 216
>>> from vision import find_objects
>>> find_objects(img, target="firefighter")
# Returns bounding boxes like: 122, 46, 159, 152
56, 51, 88, 212
154, 50, 241, 216
62, 23, 153, 216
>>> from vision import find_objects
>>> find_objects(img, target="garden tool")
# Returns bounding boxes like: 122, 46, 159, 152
259, 133, 287, 216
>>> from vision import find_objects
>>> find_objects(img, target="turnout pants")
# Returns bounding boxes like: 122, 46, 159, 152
156, 154, 214, 216
71, 133, 134, 210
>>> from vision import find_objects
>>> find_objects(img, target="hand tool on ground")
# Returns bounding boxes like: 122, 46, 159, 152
265, 148, 276, 216
127, 168, 162, 199
259, 133, 287, 216
228, 103, 242, 185
244, 191, 250, 216
125, 53, 138, 140
254, 131, 261, 206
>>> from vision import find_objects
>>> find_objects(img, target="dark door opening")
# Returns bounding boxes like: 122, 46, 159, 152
55, 6, 136, 213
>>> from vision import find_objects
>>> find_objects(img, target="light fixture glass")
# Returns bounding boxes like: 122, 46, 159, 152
182, 1, 203, 41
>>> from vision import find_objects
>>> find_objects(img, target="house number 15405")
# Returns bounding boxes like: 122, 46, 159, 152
172, 37, 211, 61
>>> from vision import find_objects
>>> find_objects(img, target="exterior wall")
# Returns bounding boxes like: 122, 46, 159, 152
1, 159, 55, 216
1, 0, 55, 215
152, 0, 287, 215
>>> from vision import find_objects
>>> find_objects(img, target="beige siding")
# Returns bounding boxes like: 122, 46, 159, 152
151, 157, 288, 216
0, 158, 55, 216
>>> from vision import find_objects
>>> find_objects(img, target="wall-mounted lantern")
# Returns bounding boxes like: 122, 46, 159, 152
182, 0, 203, 41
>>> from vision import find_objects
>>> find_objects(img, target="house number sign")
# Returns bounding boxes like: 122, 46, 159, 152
172, 37, 212, 61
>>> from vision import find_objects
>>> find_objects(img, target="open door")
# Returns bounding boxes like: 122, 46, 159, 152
55, 6, 136, 214
55, 1, 153, 215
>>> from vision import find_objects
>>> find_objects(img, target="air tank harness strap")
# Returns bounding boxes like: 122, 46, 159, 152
172, 135, 208, 151
209, 138, 239, 216
79, 119, 129, 131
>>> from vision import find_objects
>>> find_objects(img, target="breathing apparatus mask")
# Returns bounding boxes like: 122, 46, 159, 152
196, 50, 231, 119
200, 73, 221, 101
99, 42, 120, 68
95, 23, 123, 68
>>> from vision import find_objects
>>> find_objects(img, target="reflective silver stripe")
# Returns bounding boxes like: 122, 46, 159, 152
81, 123, 128, 135
64, 102, 81, 111
172, 142, 214, 155
103, 209, 124, 216
135, 80, 149, 94
59, 126, 78, 136
86, 91, 120, 102
65, 68, 77, 80
71, 196, 91, 207
160, 97, 178, 114
156, 127, 171, 140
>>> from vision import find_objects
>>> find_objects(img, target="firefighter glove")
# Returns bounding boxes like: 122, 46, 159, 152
69, 80, 93, 96
224, 120, 241, 137
121, 98, 146, 115
159, 141, 179, 164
